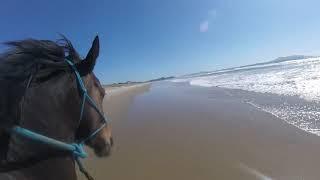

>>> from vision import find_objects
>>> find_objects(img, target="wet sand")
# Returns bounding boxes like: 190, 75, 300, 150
79, 82, 320, 180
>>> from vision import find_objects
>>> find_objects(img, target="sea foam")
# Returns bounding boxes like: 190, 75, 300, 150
172, 58, 320, 102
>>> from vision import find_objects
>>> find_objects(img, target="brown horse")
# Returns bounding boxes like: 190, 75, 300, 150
0, 36, 113, 180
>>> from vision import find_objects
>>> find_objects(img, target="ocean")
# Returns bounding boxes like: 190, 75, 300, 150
171, 58, 320, 136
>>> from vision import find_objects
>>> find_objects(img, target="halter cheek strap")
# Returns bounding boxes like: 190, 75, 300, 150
65, 59, 108, 144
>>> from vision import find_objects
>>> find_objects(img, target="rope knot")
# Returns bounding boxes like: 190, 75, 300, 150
72, 143, 88, 158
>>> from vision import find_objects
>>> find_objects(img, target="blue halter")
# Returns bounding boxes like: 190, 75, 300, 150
11, 59, 109, 159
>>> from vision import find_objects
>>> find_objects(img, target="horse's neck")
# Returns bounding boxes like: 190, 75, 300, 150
0, 131, 10, 162
0, 80, 25, 163
0, 156, 77, 180
3, 75, 80, 180
6, 104, 77, 163
7, 75, 79, 162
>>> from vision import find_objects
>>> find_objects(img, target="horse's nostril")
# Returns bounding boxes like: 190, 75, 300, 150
93, 140, 112, 157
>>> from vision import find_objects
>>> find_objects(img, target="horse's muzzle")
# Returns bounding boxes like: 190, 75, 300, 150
93, 137, 113, 157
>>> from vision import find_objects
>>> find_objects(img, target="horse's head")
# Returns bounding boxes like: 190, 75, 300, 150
2, 36, 113, 163
71, 36, 113, 157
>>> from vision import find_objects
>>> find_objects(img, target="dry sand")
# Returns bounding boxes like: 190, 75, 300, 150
79, 82, 320, 180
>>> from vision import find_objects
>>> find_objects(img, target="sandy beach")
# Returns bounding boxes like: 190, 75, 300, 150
79, 82, 320, 180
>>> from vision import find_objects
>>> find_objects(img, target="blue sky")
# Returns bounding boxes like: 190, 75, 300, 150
1, 0, 320, 84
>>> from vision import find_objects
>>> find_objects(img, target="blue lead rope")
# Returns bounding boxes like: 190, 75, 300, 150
10, 58, 109, 180
11, 126, 88, 158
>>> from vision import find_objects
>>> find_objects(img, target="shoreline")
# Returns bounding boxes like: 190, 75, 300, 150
104, 83, 151, 97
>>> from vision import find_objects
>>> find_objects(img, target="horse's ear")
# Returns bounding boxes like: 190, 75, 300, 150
76, 36, 100, 76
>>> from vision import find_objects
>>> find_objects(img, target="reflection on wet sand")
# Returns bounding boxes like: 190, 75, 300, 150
103, 83, 151, 125
79, 82, 320, 180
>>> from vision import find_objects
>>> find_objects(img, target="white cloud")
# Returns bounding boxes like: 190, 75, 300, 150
199, 9, 217, 33
200, 20, 209, 33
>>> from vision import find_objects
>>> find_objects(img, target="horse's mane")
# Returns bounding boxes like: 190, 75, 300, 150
0, 37, 80, 81
0, 37, 80, 129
